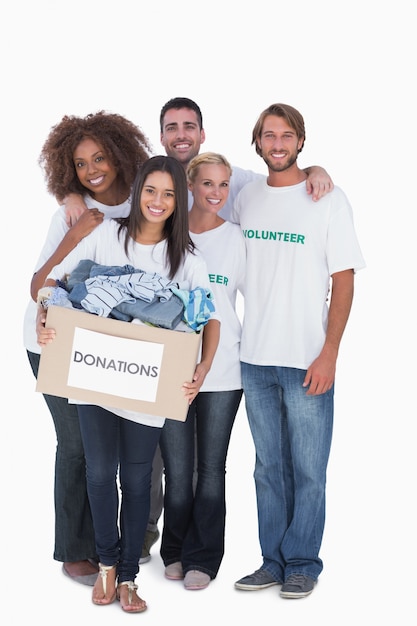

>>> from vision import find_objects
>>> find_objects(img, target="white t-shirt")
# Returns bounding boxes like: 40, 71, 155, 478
231, 180, 366, 368
23, 195, 131, 354
190, 221, 246, 391
45, 219, 217, 428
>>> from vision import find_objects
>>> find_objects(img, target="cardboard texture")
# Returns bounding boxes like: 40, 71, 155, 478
36, 306, 202, 421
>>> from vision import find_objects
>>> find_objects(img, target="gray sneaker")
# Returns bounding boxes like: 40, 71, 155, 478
235, 568, 280, 590
280, 574, 316, 598
139, 528, 160, 564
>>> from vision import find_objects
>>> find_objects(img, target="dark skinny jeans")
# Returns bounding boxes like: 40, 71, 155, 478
77, 405, 161, 582
160, 389, 242, 579
27, 350, 96, 563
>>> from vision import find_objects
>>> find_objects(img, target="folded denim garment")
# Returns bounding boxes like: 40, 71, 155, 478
66, 259, 184, 329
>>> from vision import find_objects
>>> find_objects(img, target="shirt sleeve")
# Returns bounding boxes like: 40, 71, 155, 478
33, 207, 69, 272
47, 221, 101, 281
327, 187, 366, 275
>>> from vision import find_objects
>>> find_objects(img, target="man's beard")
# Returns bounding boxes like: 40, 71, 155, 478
262, 151, 298, 172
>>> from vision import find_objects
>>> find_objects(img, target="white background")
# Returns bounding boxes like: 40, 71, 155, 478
2, 1, 415, 623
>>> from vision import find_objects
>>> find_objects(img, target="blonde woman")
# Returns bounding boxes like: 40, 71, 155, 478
160, 153, 245, 590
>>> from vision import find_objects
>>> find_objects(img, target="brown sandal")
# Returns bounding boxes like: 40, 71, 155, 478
92, 563, 117, 605
117, 581, 147, 613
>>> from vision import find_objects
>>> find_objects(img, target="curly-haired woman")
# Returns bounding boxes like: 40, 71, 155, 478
23, 111, 152, 587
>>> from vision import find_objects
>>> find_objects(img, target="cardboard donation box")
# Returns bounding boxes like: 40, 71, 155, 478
36, 306, 202, 421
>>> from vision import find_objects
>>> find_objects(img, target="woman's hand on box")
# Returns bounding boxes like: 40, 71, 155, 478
181, 362, 209, 404
36, 306, 56, 347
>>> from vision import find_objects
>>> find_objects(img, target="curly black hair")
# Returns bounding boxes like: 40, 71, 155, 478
39, 111, 153, 200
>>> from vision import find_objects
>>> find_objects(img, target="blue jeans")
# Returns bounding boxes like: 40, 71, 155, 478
77, 405, 161, 582
27, 351, 96, 562
241, 362, 334, 582
159, 389, 242, 578
147, 444, 164, 532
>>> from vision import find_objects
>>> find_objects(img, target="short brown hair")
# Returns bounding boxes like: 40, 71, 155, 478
251, 103, 306, 156
160, 97, 203, 132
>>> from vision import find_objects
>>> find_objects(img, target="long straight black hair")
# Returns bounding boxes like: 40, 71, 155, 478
116, 155, 195, 279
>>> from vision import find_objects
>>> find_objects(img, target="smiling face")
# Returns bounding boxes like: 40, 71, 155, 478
73, 137, 119, 203
160, 108, 205, 168
139, 170, 176, 225
188, 163, 230, 216
257, 114, 304, 173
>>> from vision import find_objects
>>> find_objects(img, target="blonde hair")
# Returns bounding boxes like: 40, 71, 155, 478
187, 151, 232, 184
